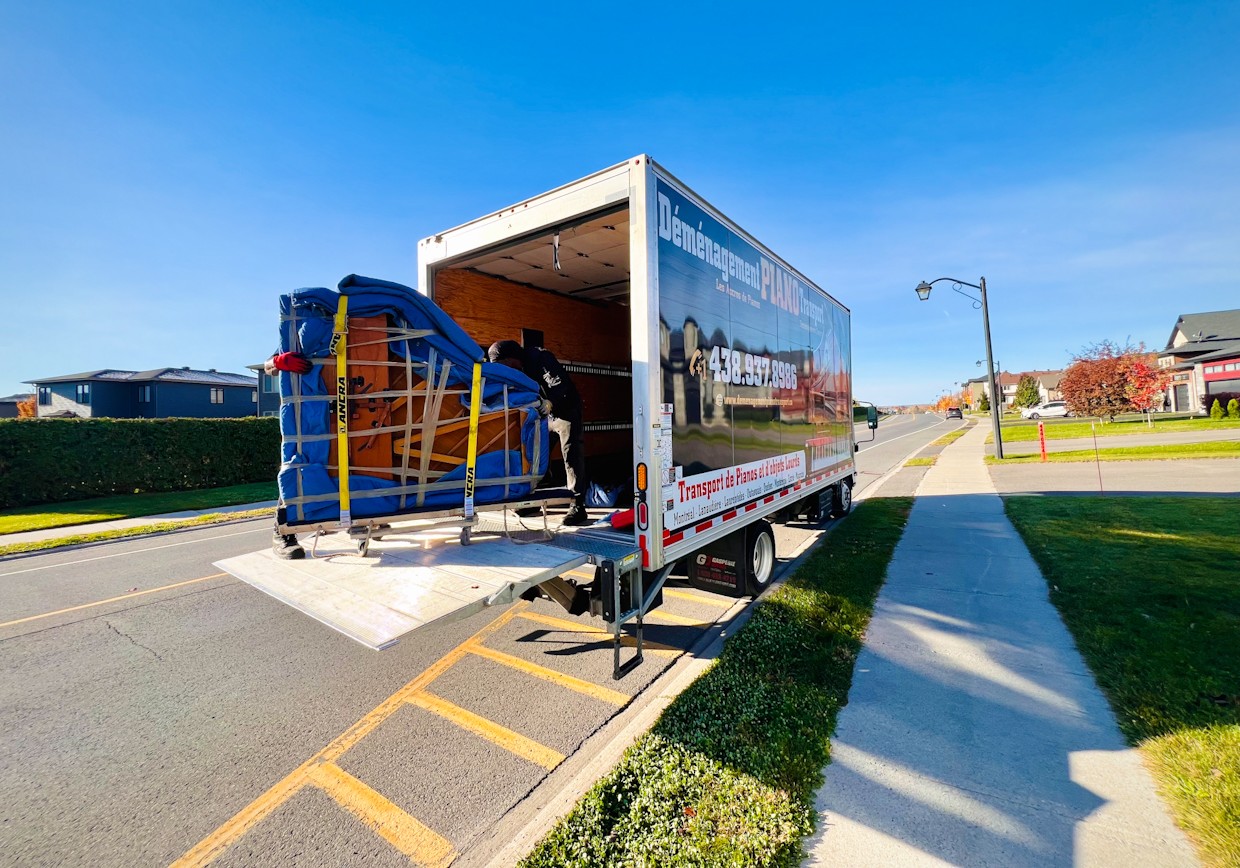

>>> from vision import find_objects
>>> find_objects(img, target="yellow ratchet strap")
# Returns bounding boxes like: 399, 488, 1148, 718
463, 361, 482, 519
331, 296, 351, 527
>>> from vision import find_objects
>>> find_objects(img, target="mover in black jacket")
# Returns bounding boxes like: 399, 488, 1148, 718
487, 340, 588, 526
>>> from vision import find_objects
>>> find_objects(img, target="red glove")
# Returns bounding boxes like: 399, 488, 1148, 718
271, 352, 312, 374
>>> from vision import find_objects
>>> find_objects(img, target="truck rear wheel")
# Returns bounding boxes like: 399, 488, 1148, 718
745, 520, 776, 596
831, 479, 853, 518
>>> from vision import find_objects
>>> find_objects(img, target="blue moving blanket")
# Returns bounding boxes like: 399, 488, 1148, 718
276, 275, 548, 524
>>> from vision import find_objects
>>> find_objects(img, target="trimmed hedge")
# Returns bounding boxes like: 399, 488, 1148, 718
0, 417, 280, 509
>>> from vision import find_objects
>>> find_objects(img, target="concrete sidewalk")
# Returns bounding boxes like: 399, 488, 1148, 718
804, 424, 1198, 866
0, 501, 276, 548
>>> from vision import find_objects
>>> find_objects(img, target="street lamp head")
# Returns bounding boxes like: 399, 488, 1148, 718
915, 281, 932, 301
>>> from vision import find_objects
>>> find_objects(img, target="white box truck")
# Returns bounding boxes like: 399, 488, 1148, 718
219, 156, 856, 678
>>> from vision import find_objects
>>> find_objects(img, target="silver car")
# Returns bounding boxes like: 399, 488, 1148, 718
1021, 401, 1072, 419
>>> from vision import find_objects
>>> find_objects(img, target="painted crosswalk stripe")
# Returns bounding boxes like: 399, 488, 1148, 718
407, 690, 565, 770
305, 761, 456, 867
515, 611, 680, 653
466, 643, 629, 705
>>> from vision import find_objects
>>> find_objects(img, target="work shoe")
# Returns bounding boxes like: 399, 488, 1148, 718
272, 531, 305, 560
562, 504, 589, 527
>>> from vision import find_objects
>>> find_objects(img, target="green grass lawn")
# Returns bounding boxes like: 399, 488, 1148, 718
0, 481, 276, 535
1005, 497, 1240, 867
0, 508, 275, 557
520, 498, 913, 868
932, 428, 967, 447
992, 416, 1240, 443
904, 456, 936, 467
987, 441, 1240, 464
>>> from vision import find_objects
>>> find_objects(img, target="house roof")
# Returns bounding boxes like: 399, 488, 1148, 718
26, 368, 257, 387
1163, 308, 1240, 354
0, 393, 33, 403
1190, 343, 1240, 364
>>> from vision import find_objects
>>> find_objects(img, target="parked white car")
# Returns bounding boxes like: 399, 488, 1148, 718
1021, 401, 1072, 419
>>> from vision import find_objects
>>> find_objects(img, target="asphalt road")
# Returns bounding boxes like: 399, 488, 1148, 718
0, 416, 950, 867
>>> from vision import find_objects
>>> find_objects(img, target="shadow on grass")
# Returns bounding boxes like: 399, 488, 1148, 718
1006, 496, 1240, 866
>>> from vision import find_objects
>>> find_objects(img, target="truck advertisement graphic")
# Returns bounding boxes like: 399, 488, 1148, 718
656, 178, 852, 532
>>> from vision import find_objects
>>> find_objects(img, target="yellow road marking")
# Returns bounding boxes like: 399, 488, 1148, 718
663, 587, 732, 606
408, 690, 565, 770
305, 761, 456, 867
0, 573, 228, 629
466, 642, 629, 705
173, 603, 528, 867
644, 609, 709, 627
515, 611, 680, 653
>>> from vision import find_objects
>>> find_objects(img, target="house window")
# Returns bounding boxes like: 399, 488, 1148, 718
210, 388, 224, 404
263, 373, 278, 393
76, 383, 91, 404
38, 386, 51, 405
251, 390, 257, 403
138, 385, 152, 403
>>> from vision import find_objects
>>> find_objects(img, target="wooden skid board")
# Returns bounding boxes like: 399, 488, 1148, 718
216, 538, 588, 650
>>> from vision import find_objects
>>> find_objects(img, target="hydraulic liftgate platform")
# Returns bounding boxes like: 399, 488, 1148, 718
216, 517, 650, 677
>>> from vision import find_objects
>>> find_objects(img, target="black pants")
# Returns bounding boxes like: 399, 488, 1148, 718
548, 412, 586, 507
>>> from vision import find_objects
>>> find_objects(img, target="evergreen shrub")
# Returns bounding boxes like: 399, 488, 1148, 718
0, 417, 280, 509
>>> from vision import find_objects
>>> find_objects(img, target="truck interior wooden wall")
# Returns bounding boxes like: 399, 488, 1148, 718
431, 207, 634, 488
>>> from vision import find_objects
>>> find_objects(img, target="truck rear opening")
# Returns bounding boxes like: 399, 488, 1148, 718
429, 205, 636, 517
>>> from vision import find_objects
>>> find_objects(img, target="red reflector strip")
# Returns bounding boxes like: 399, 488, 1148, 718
666, 532, 684, 545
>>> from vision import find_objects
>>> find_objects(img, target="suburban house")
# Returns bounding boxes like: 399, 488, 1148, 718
25, 368, 258, 419
247, 363, 281, 417
1157, 308, 1240, 413
964, 376, 988, 408
965, 369, 1064, 409
0, 393, 33, 418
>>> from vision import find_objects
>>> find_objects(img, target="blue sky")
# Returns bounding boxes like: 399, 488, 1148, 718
2, 1, 1237, 404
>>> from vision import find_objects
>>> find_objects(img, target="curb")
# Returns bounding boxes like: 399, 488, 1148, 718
469, 514, 849, 867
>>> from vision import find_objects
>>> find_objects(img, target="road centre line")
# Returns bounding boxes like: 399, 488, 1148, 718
466, 643, 629, 705
856, 417, 952, 453
0, 573, 229, 630
408, 690, 565, 770
0, 527, 265, 578
172, 604, 529, 867
304, 761, 456, 868
515, 611, 680, 654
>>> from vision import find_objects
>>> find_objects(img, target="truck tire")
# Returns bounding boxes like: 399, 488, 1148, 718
745, 520, 776, 596
831, 479, 853, 518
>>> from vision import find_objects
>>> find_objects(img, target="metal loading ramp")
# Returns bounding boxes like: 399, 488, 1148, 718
215, 535, 589, 650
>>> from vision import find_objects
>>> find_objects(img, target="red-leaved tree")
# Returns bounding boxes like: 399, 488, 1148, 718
1059, 339, 1149, 420
1126, 355, 1171, 420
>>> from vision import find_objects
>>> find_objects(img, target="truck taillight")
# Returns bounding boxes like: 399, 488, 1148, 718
636, 462, 648, 492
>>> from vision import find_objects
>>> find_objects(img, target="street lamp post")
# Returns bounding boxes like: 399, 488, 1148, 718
915, 277, 1005, 459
